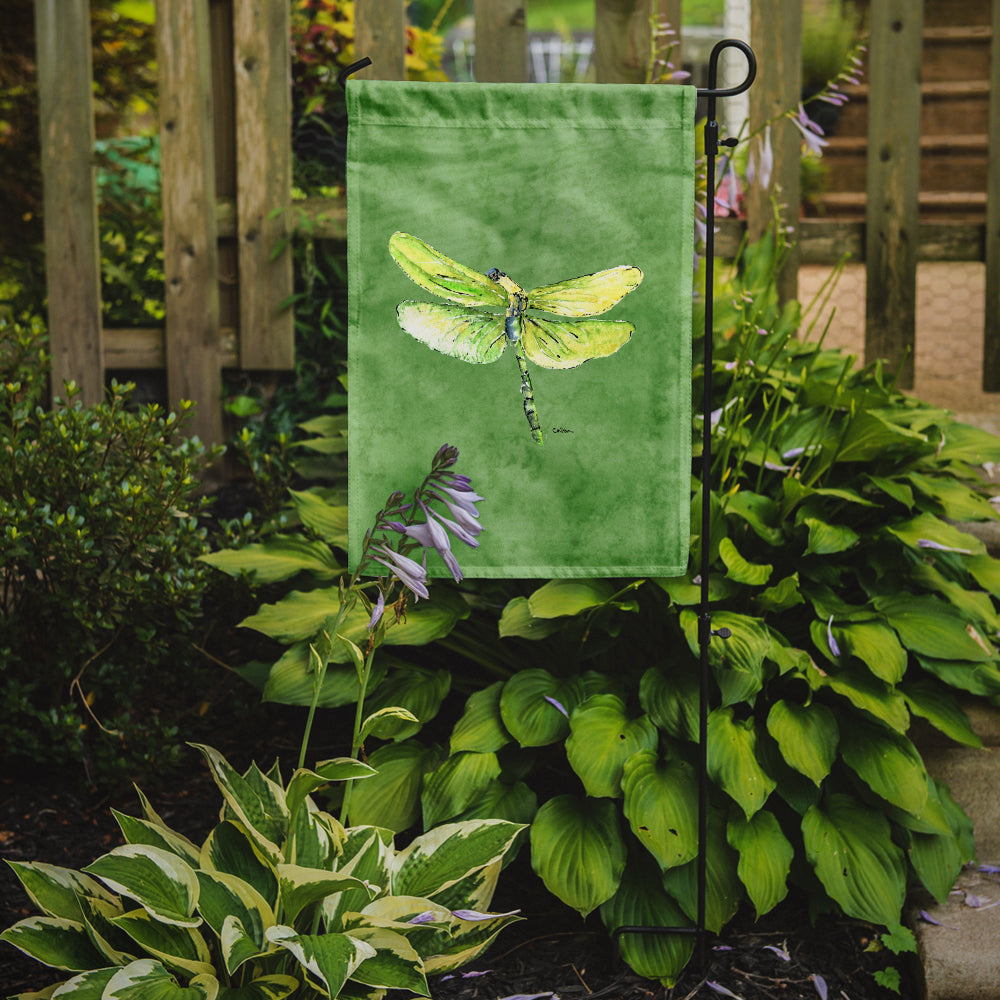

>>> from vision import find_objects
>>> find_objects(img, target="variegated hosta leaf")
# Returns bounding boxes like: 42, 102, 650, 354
726, 810, 793, 917
200, 822, 278, 910
83, 845, 200, 928
0, 915, 107, 971
195, 870, 274, 974
344, 926, 429, 995
765, 700, 838, 786
621, 751, 699, 871
288, 802, 343, 870
102, 958, 218, 999
420, 906, 523, 975
391, 820, 524, 901
838, 717, 929, 817
599, 852, 694, 987
44, 966, 118, 997
112, 811, 202, 868
347, 740, 443, 832
4, 861, 118, 922
499, 670, 585, 747
322, 829, 393, 931
77, 894, 136, 966
452, 779, 538, 828
802, 793, 906, 926
191, 745, 287, 863
421, 752, 502, 829
214, 974, 300, 1000
276, 864, 375, 925
706, 707, 776, 818
285, 760, 375, 823
362, 667, 451, 741
566, 695, 658, 798
110, 908, 214, 978
529, 795, 626, 917
420, 860, 501, 916
265, 925, 375, 998
450, 682, 511, 754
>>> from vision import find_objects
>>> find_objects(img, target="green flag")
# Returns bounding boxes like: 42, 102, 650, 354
348, 80, 695, 577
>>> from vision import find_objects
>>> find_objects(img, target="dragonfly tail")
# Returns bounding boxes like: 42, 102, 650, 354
515, 348, 543, 445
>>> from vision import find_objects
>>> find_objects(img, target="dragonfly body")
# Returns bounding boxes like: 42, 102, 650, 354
389, 232, 642, 446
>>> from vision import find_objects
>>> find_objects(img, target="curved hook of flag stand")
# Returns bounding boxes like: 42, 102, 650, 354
339, 40, 758, 977
612, 38, 756, 974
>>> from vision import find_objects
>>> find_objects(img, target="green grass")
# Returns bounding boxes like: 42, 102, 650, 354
526, 0, 724, 31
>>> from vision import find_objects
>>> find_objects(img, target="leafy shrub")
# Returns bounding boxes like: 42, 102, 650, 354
0, 318, 219, 782
1, 743, 524, 998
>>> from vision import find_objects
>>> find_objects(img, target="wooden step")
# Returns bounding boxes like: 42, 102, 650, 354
922, 25, 992, 82
813, 190, 987, 222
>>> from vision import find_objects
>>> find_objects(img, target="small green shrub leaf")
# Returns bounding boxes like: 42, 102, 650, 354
765, 700, 838, 786
621, 751, 699, 870
530, 796, 626, 917
707, 708, 775, 818
0, 916, 107, 972
450, 682, 511, 754
565, 695, 658, 798
802, 794, 905, 926
727, 810, 793, 917
499, 670, 584, 747
526, 579, 615, 618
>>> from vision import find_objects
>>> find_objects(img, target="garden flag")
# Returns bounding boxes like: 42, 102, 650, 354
348, 80, 696, 577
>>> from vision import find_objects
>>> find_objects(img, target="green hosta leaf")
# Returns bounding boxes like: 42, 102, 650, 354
392, 820, 524, 901
0, 916, 107, 971
621, 751, 698, 871
200, 822, 278, 910
874, 593, 995, 662
755, 573, 804, 614
499, 670, 584, 747
765, 700, 838, 786
453, 779, 538, 827
288, 489, 348, 547
707, 708, 775, 818
916, 655, 1000, 697
727, 811, 793, 917
803, 517, 859, 556
661, 810, 741, 933
112, 812, 201, 868
362, 666, 451, 740
195, 871, 273, 974
346, 926, 428, 994
680, 610, 770, 706
285, 759, 376, 822
599, 852, 694, 987
909, 472, 999, 521
260, 642, 387, 708
200, 535, 342, 584
835, 410, 927, 463
111, 908, 214, 977
347, 740, 442, 832
103, 959, 218, 1000
886, 512, 985, 556
866, 474, 914, 509
639, 663, 699, 742
808, 661, 909, 732
450, 682, 511, 754
216, 975, 299, 1000
4, 862, 118, 923
839, 718, 928, 816
565, 695, 658, 798
718, 537, 772, 585
530, 795, 626, 917
265, 926, 375, 998
526, 578, 615, 618
900, 680, 982, 748
835, 621, 907, 684
421, 751, 502, 828
360, 706, 421, 743
653, 573, 737, 606
910, 562, 1000, 633
497, 596, 564, 639
724, 490, 784, 545
802, 793, 906, 926
909, 825, 965, 905
935, 421, 1000, 464
83, 846, 200, 928
966, 553, 1000, 597
190, 746, 287, 862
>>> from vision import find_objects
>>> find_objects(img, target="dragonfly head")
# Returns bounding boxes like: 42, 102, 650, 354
486, 268, 506, 283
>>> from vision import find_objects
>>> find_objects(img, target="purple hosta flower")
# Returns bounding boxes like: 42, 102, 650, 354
811, 974, 828, 1000
763, 944, 790, 962
367, 590, 385, 631
917, 538, 973, 555
429, 483, 484, 526
792, 104, 829, 156
399, 501, 464, 582
979, 864, 1000, 874
706, 983, 742, 999
544, 695, 569, 718
747, 125, 774, 191
440, 970, 493, 982
919, 909, 958, 929
407, 911, 438, 925
827, 616, 842, 657
372, 544, 429, 600
451, 908, 521, 921
715, 158, 741, 215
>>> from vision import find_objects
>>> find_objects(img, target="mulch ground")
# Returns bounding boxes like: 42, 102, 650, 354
0, 738, 913, 1000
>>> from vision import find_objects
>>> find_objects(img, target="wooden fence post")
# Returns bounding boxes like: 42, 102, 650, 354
747, 0, 801, 305
594, 0, 652, 84
474, 0, 526, 83
864, 0, 923, 389
157, 0, 223, 445
34, 0, 104, 405
233, 0, 294, 369
983, 0, 1000, 390
354, 0, 406, 81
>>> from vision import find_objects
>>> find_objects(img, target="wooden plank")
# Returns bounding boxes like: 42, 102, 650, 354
983, 0, 1000, 389
864, 0, 922, 389
157, 0, 223, 444
34, 0, 103, 404
474, 0, 526, 82
233, 0, 294, 369
747, 0, 802, 304
594, 0, 651, 84
103, 328, 238, 369
354, 0, 406, 81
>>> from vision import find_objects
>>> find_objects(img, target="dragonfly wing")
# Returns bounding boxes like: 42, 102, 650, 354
526, 265, 643, 317
396, 302, 507, 364
521, 316, 633, 370
390, 232, 507, 309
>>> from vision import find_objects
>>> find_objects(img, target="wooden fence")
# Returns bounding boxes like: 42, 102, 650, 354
33, 0, 1000, 445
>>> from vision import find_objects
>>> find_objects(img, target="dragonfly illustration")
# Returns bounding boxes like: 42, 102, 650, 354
388, 231, 643, 445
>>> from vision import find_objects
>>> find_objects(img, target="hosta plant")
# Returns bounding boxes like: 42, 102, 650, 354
1, 744, 523, 999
